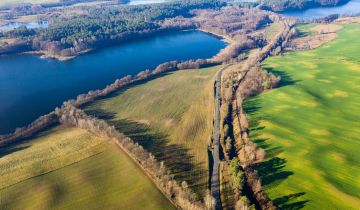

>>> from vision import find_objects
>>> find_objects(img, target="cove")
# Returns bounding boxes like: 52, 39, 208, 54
0, 30, 226, 134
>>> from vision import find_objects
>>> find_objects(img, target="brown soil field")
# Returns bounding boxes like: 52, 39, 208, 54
311, 24, 343, 33
288, 33, 337, 50
286, 23, 345, 51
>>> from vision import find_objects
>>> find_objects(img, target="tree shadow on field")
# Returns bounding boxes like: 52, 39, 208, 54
0, 145, 30, 158
274, 192, 309, 210
85, 108, 208, 197
243, 97, 308, 209
0, 123, 60, 158
263, 67, 300, 88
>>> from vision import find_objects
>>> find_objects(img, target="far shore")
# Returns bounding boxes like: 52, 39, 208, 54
17, 29, 232, 62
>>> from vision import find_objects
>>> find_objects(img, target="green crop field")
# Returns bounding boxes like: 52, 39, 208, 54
85, 66, 219, 195
0, 125, 174, 209
244, 24, 360, 209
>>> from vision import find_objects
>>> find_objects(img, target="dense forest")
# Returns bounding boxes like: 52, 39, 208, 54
259, 0, 350, 11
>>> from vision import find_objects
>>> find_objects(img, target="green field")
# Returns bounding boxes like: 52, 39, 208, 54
0, 0, 59, 7
0, 125, 174, 209
85, 66, 219, 195
244, 24, 360, 209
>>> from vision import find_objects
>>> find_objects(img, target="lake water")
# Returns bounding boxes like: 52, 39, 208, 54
0, 21, 49, 31
0, 31, 226, 134
282, 0, 360, 19
128, 0, 167, 5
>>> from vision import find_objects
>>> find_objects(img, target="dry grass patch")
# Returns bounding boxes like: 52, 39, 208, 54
333, 90, 349, 97
318, 79, 332, 84
311, 24, 343, 34
288, 33, 337, 50
14, 15, 40, 23
310, 129, 330, 136
286, 23, 344, 51
300, 101, 319, 107
336, 17, 360, 24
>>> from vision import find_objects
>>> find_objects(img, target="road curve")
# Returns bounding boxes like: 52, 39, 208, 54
211, 65, 227, 210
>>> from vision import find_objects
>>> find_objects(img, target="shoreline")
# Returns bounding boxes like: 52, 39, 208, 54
0, 28, 235, 136
262, 0, 351, 12
198, 29, 234, 44
9, 29, 232, 62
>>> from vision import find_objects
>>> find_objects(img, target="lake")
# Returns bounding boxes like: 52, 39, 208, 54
0, 31, 226, 134
282, 0, 360, 19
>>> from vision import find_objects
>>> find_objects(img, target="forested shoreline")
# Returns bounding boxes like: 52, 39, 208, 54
0, 0, 350, 59
0, 0, 226, 60
259, 0, 350, 12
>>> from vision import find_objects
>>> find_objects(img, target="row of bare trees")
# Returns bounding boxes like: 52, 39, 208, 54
56, 104, 214, 210
65, 59, 218, 108
220, 16, 295, 210
231, 65, 278, 210
0, 112, 58, 147
0, 56, 217, 148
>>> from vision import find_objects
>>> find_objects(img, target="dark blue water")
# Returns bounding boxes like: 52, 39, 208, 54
282, 0, 360, 19
0, 31, 226, 134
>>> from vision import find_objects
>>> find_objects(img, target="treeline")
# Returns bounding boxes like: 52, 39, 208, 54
0, 112, 58, 147
219, 17, 295, 209
232, 65, 279, 210
259, 0, 350, 12
66, 58, 217, 108
56, 104, 214, 210
0, 57, 216, 148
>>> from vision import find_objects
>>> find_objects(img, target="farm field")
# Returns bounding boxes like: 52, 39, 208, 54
85, 66, 219, 195
244, 23, 360, 209
0, 125, 174, 210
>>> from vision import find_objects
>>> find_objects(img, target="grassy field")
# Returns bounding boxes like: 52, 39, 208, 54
244, 24, 360, 209
220, 162, 236, 209
85, 66, 220, 195
293, 23, 317, 36
0, 125, 174, 209
266, 22, 282, 41
0, 0, 59, 7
